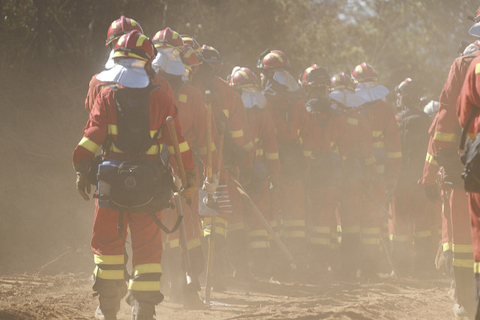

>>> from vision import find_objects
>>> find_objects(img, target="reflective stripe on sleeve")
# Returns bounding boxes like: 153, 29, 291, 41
434, 131, 456, 142
426, 152, 438, 165
475, 63, 480, 74
178, 94, 187, 103
167, 141, 190, 155
230, 129, 244, 138
78, 137, 100, 154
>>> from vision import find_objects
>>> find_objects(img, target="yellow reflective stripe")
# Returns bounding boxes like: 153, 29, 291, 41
230, 129, 244, 138
136, 34, 147, 47
303, 150, 312, 157
128, 280, 161, 291
228, 222, 245, 231
94, 266, 125, 280
178, 94, 187, 103
79, 137, 100, 154
134, 263, 162, 276
108, 124, 118, 135
299, 137, 304, 145
372, 141, 384, 148
188, 238, 202, 250
311, 226, 330, 234
198, 142, 216, 155
337, 225, 342, 233
347, 118, 358, 125
310, 238, 330, 245
283, 220, 305, 227
425, 152, 438, 165
453, 259, 474, 268
343, 226, 360, 234
150, 130, 160, 139
416, 230, 432, 238
256, 149, 264, 157
469, 133, 476, 140
474, 262, 480, 274
223, 109, 229, 118
146, 144, 161, 155
167, 238, 180, 249
372, 131, 383, 137
254, 138, 260, 144
249, 241, 270, 249
475, 63, 480, 74
453, 244, 473, 253
284, 230, 306, 238
365, 157, 376, 165
361, 228, 380, 235
297, 129, 301, 136
387, 151, 402, 159
434, 131, 456, 142
443, 242, 452, 251
361, 238, 381, 245
393, 234, 410, 242
265, 152, 279, 160
167, 141, 190, 154
94, 254, 124, 265
249, 229, 269, 238
389, 234, 394, 241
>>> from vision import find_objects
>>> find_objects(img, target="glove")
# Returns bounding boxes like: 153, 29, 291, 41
73, 160, 91, 201
181, 169, 197, 201
424, 184, 441, 203
202, 173, 219, 196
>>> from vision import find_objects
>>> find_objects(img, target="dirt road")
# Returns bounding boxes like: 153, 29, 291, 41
0, 272, 455, 320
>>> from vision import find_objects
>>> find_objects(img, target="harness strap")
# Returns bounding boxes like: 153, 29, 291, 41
149, 211, 183, 234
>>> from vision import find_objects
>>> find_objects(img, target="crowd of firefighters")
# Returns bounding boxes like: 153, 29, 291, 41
71, 9, 480, 320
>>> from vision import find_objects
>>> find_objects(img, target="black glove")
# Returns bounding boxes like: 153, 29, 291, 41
73, 160, 91, 201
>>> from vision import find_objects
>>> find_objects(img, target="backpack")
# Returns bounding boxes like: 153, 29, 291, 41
94, 85, 179, 233
460, 106, 480, 193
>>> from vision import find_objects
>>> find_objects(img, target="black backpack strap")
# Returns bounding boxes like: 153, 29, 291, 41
148, 211, 183, 234
117, 210, 125, 240
460, 106, 479, 150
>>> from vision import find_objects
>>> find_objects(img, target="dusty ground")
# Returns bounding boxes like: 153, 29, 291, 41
0, 270, 456, 320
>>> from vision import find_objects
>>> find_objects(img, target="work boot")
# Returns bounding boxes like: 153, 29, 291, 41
95, 306, 117, 320
131, 300, 156, 320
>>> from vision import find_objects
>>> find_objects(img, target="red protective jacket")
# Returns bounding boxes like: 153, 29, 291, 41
264, 93, 312, 165
421, 114, 441, 186
246, 103, 280, 177
73, 84, 194, 170
362, 100, 402, 177
434, 50, 480, 150
310, 108, 349, 159
457, 55, 480, 135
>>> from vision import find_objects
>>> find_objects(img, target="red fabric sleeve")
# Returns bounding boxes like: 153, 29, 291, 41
457, 55, 480, 134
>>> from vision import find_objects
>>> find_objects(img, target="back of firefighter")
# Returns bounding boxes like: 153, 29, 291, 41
192, 45, 253, 288
352, 63, 402, 279
299, 65, 348, 278
229, 66, 280, 278
456, 12, 480, 318
328, 72, 375, 280
424, 41, 480, 316
73, 31, 195, 320
257, 50, 312, 278
393, 78, 434, 277
150, 28, 217, 309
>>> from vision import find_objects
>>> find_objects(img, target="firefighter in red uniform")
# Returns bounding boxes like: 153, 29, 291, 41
393, 78, 435, 278
422, 39, 480, 317
229, 66, 280, 277
457, 52, 480, 320
72, 31, 196, 320
150, 28, 217, 308
328, 72, 374, 279
299, 65, 348, 277
257, 50, 313, 277
192, 45, 253, 288
352, 63, 402, 278
85, 17, 175, 113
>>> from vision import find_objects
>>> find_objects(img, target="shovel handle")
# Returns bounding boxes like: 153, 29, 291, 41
166, 116, 187, 188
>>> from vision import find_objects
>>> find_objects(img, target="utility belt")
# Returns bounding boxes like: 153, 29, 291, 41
93, 158, 181, 236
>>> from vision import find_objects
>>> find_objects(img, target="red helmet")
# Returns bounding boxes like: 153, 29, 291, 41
113, 30, 155, 62
229, 67, 260, 89
182, 46, 202, 74
105, 16, 143, 47
330, 72, 356, 92
180, 34, 201, 53
351, 62, 378, 83
152, 27, 184, 50
300, 64, 330, 87
257, 50, 289, 70
201, 45, 223, 65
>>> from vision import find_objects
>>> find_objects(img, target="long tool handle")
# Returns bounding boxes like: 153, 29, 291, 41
166, 116, 193, 285
166, 116, 187, 188
205, 90, 213, 182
